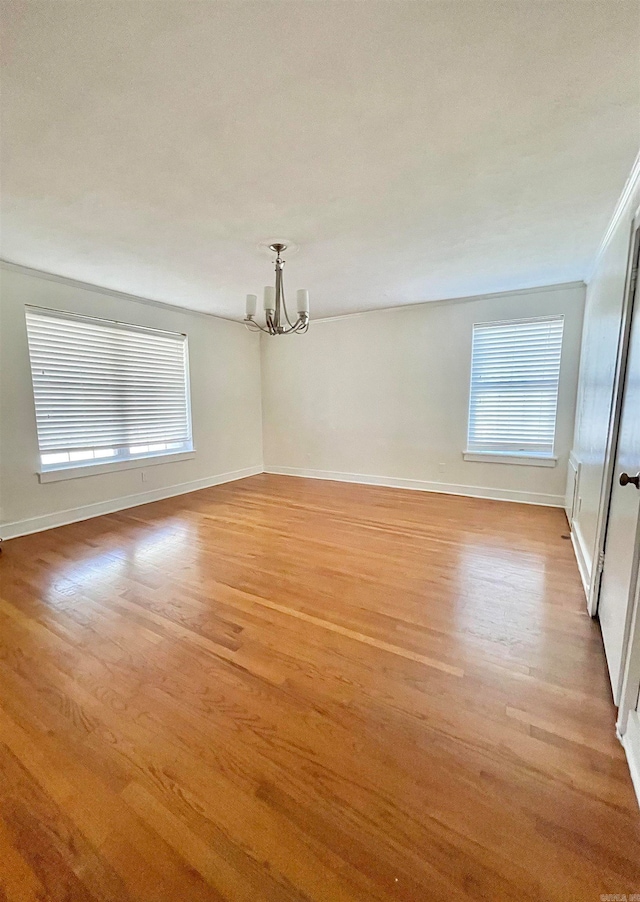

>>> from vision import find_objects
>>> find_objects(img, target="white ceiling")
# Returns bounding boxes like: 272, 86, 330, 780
1, 1, 639, 320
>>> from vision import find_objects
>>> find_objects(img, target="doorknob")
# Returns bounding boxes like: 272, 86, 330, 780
619, 472, 640, 489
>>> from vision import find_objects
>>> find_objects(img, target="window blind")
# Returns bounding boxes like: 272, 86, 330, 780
25, 307, 192, 468
467, 316, 564, 456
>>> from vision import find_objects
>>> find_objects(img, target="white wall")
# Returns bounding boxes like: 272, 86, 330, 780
0, 266, 263, 537
570, 159, 640, 586
0, 267, 588, 537
261, 284, 585, 507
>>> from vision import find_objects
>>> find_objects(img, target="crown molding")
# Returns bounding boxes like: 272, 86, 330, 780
587, 150, 640, 283
0, 259, 243, 325
313, 280, 586, 324
0, 260, 587, 328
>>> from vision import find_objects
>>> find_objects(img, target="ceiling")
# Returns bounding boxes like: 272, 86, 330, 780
1, 1, 639, 320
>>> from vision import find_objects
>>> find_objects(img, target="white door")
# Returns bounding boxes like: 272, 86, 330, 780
598, 228, 640, 703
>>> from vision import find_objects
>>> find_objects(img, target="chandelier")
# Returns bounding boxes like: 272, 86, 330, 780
244, 243, 309, 335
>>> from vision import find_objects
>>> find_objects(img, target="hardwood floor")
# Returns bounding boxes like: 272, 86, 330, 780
1, 473, 639, 901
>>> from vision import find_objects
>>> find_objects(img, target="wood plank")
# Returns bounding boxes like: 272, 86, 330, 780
0, 473, 639, 901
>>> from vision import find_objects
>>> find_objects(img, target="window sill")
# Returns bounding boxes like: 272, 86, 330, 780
463, 451, 557, 468
38, 450, 196, 483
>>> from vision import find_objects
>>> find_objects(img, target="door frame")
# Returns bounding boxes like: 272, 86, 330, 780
587, 209, 640, 621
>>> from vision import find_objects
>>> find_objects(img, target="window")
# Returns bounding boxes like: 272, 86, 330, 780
466, 315, 564, 461
25, 307, 193, 475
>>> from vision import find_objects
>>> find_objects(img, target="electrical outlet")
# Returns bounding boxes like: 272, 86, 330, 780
141, 471, 146, 483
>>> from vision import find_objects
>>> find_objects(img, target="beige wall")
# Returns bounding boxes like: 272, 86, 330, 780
0, 266, 263, 535
261, 284, 585, 507
571, 168, 640, 583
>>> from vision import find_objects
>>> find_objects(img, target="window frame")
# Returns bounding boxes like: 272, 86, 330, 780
464, 314, 564, 467
25, 306, 195, 482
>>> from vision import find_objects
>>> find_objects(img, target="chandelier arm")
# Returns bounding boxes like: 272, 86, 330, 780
284, 319, 304, 334
278, 315, 308, 335
274, 261, 280, 330
279, 277, 295, 329
244, 319, 272, 334
265, 311, 277, 334
245, 313, 307, 335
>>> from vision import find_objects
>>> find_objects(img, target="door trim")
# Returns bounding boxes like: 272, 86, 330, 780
618, 544, 640, 737
588, 211, 640, 618
621, 710, 640, 809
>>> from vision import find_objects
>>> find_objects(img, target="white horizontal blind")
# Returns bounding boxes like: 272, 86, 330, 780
467, 316, 564, 456
25, 307, 192, 464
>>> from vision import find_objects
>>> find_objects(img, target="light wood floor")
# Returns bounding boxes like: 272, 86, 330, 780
1, 474, 639, 901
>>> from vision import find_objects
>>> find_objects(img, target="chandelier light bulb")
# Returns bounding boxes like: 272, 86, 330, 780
245, 294, 257, 318
263, 286, 276, 313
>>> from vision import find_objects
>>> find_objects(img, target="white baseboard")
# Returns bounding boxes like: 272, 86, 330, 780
622, 709, 640, 809
570, 521, 592, 599
0, 465, 263, 540
1, 463, 569, 541
264, 466, 564, 507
